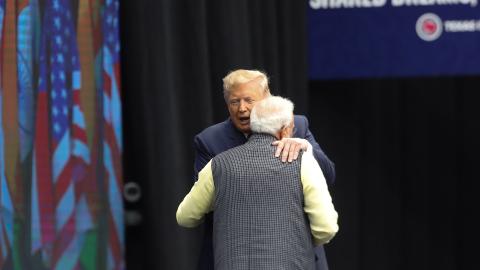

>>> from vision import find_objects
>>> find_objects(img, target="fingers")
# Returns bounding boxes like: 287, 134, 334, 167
289, 143, 302, 162
274, 139, 302, 162
273, 141, 284, 157
281, 142, 291, 162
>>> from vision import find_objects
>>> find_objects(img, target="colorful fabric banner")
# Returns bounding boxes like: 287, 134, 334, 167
0, 0, 124, 269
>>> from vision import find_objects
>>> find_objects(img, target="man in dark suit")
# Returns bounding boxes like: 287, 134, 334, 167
193, 69, 335, 270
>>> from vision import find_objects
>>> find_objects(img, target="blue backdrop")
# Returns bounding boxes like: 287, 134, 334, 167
308, 1, 480, 79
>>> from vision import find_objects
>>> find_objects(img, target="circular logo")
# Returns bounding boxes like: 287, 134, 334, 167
416, 13, 443, 42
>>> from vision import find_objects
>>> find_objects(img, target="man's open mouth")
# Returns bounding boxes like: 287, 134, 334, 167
239, 117, 249, 124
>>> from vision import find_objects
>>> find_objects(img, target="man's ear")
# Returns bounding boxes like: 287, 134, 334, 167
279, 126, 289, 139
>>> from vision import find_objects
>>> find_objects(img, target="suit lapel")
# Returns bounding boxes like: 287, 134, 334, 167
225, 118, 247, 147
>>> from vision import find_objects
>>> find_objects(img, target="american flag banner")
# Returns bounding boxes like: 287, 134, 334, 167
1, 0, 124, 269
102, 0, 124, 268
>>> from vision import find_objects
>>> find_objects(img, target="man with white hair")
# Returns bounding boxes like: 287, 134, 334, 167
178, 96, 339, 270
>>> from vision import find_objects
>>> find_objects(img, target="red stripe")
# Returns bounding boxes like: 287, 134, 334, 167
103, 71, 112, 99
72, 90, 81, 103
104, 123, 122, 188
54, 161, 73, 202
103, 71, 112, 97
114, 63, 121, 97
35, 92, 56, 245
72, 125, 88, 145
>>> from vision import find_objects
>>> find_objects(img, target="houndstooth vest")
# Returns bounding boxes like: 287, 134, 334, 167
211, 133, 315, 270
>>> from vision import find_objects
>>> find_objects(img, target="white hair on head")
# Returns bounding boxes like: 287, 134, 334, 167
250, 96, 294, 136
222, 69, 271, 101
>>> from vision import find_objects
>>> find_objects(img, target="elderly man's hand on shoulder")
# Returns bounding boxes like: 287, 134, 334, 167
272, 138, 312, 163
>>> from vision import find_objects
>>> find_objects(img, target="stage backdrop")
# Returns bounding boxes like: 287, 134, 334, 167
308, 0, 480, 79
0, 0, 124, 269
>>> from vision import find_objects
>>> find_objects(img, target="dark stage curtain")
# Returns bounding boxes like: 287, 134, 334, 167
120, 1, 480, 270
120, 1, 309, 269
309, 77, 480, 270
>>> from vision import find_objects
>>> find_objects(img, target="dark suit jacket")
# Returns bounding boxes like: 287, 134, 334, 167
193, 115, 335, 270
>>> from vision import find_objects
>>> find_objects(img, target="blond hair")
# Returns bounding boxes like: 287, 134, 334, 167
222, 69, 271, 101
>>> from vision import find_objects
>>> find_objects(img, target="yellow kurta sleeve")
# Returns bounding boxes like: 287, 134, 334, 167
176, 160, 215, 228
301, 150, 339, 245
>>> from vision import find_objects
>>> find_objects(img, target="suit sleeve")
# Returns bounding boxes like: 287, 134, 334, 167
300, 116, 336, 185
193, 134, 214, 182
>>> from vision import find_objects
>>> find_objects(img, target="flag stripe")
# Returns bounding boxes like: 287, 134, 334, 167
35, 91, 56, 247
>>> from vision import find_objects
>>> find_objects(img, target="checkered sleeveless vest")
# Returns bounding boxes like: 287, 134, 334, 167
211, 133, 315, 270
